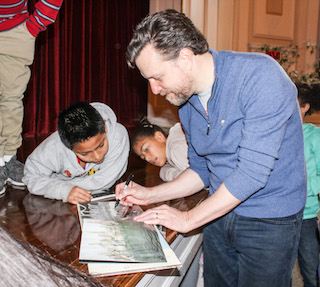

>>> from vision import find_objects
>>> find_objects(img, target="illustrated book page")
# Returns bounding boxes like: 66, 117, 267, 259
87, 227, 181, 277
77, 201, 181, 275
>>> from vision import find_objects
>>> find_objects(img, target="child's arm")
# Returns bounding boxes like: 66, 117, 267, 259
159, 164, 185, 181
22, 133, 83, 202
23, 151, 76, 202
26, 0, 63, 37
24, 153, 97, 204
160, 129, 190, 181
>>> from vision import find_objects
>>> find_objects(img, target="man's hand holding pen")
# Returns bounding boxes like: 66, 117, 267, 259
115, 180, 191, 233
115, 176, 192, 233
114, 174, 134, 208
115, 179, 154, 207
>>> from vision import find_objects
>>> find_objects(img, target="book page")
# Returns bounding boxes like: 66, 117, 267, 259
88, 228, 181, 276
78, 202, 166, 263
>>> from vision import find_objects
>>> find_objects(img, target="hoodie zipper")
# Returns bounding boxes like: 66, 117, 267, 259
187, 100, 211, 135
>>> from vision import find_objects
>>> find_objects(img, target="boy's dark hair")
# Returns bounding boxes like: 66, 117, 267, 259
131, 116, 167, 147
126, 9, 209, 69
296, 82, 320, 115
58, 102, 105, 150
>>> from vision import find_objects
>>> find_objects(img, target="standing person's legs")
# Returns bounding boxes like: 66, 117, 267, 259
0, 22, 35, 189
203, 210, 303, 287
203, 213, 238, 287
0, 21, 35, 157
298, 217, 320, 287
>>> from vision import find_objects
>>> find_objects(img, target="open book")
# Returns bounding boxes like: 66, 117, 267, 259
77, 201, 181, 276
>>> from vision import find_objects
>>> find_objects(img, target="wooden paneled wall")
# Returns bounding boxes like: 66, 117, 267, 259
147, 0, 320, 126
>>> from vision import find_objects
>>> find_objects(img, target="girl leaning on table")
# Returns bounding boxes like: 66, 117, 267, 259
131, 116, 189, 182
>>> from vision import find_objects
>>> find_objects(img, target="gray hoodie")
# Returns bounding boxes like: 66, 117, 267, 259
23, 103, 130, 202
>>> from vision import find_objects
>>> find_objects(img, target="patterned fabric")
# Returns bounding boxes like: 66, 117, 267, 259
0, 0, 63, 36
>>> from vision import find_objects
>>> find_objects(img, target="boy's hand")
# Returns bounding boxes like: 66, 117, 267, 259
67, 186, 92, 204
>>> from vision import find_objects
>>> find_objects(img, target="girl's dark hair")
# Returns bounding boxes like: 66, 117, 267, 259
58, 101, 105, 150
296, 82, 320, 115
131, 116, 167, 147
126, 9, 209, 68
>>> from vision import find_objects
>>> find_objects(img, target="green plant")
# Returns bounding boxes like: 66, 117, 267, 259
260, 42, 320, 83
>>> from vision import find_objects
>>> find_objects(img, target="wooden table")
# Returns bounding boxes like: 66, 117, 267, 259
0, 164, 208, 286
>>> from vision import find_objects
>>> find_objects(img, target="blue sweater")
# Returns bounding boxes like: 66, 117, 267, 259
179, 50, 306, 218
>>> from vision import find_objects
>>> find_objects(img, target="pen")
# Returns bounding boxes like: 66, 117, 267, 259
114, 173, 134, 208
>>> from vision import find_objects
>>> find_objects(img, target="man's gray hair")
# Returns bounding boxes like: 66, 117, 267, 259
126, 9, 209, 69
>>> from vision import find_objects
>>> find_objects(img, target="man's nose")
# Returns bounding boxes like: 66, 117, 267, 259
149, 79, 162, 95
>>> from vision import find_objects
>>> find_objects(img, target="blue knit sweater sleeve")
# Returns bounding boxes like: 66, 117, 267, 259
223, 55, 298, 200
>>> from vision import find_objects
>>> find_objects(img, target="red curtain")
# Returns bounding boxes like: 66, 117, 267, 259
23, 0, 149, 140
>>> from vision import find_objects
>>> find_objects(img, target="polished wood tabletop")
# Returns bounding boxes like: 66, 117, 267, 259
0, 155, 208, 286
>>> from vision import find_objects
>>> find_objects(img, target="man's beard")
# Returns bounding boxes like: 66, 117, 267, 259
161, 77, 193, 106
165, 93, 191, 106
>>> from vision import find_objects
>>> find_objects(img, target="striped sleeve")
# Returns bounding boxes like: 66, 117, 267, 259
0, 1, 28, 22
26, 0, 63, 37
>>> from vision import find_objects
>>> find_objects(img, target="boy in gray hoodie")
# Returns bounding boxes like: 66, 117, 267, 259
23, 102, 129, 204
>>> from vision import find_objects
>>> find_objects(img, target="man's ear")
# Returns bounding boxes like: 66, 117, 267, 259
154, 131, 166, 142
104, 120, 107, 133
178, 47, 194, 69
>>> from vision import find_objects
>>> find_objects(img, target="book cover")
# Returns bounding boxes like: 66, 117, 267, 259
77, 201, 181, 275
87, 228, 181, 277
